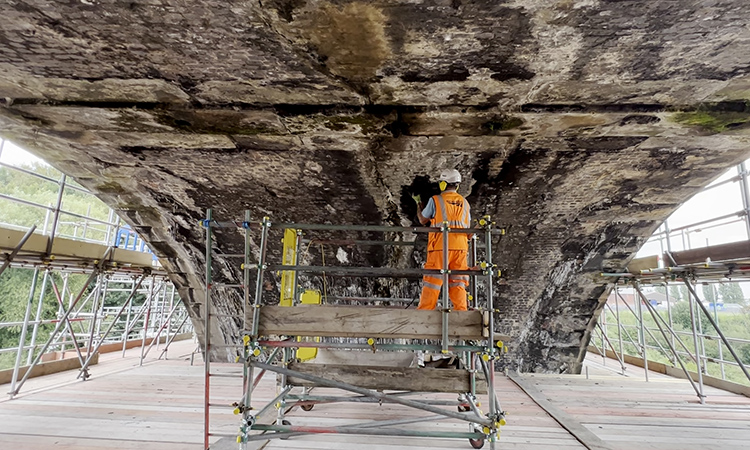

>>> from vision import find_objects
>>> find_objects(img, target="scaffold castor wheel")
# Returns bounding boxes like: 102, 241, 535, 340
301, 403, 314, 412
469, 438, 485, 449
280, 419, 292, 440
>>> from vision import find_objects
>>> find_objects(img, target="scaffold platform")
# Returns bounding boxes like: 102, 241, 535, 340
0, 225, 163, 274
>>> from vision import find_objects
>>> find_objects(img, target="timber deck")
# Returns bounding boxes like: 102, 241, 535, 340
0, 340, 748, 450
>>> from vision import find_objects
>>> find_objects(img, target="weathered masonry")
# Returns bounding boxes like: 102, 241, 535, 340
1, 1, 750, 373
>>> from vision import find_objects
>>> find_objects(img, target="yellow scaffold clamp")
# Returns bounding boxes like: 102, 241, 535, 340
496, 340, 504, 349
478, 215, 495, 227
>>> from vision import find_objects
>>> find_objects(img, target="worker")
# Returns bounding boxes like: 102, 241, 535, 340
413, 169, 471, 311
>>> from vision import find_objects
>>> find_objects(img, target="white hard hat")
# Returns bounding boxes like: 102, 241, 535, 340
438, 169, 461, 184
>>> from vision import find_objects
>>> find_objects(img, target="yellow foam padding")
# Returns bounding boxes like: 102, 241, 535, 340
279, 229, 298, 307
296, 290, 321, 361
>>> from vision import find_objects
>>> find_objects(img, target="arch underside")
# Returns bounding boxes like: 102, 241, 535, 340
1, 1, 750, 372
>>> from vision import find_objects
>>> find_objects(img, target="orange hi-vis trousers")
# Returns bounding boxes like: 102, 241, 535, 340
417, 250, 469, 311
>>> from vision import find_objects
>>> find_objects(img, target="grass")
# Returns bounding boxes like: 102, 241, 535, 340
596, 305, 750, 386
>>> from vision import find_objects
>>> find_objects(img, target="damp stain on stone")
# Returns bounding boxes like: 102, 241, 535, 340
153, 110, 282, 135
619, 114, 660, 126
400, 65, 470, 83
266, 0, 307, 22
482, 116, 524, 134
322, 115, 381, 134
400, 175, 441, 226
95, 180, 126, 195
304, 2, 390, 84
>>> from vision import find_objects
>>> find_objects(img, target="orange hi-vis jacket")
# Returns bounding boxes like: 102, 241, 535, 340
427, 191, 471, 252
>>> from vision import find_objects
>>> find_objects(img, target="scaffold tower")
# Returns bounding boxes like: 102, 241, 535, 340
201, 210, 509, 450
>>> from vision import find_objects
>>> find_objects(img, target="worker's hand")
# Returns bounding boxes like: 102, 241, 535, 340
411, 194, 421, 205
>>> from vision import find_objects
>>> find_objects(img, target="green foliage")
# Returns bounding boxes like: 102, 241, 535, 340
0, 163, 111, 242
718, 283, 745, 304
671, 301, 711, 331
1, 269, 63, 369
702, 283, 717, 303
679, 285, 689, 302
654, 285, 666, 295
740, 344, 750, 366
669, 285, 681, 301
601, 302, 750, 385
673, 107, 750, 133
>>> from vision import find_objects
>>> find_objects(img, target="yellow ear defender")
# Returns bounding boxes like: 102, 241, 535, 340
439, 181, 447, 191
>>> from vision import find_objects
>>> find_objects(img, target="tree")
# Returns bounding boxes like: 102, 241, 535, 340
671, 301, 711, 331
669, 285, 681, 301
655, 285, 666, 295
702, 283, 716, 303
679, 285, 690, 302
718, 283, 745, 304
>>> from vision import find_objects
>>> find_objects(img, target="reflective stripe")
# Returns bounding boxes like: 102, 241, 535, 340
434, 195, 447, 225
462, 199, 470, 227
448, 282, 464, 288
423, 280, 442, 291
452, 275, 469, 281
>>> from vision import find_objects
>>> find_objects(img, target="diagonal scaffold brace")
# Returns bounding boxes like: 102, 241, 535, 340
248, 360, 495, 431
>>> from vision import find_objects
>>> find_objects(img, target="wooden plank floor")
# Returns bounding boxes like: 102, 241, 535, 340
517, 358, 750, 450
0, 341, 748, 450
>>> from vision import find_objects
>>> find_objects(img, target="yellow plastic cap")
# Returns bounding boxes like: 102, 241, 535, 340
252, 348, 261, 357
233, 408, 240, 415
496, 341, 503, 348
482, 426, 490, 434
243, 335, 250, 344
367, 338, 375, 345
499, 418, 507, 426
236, 436, 242, 443
482, 354, 490, 361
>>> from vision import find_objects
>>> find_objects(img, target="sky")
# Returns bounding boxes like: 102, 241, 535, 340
0, 139, 46, 167
636, 166, 750, 258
